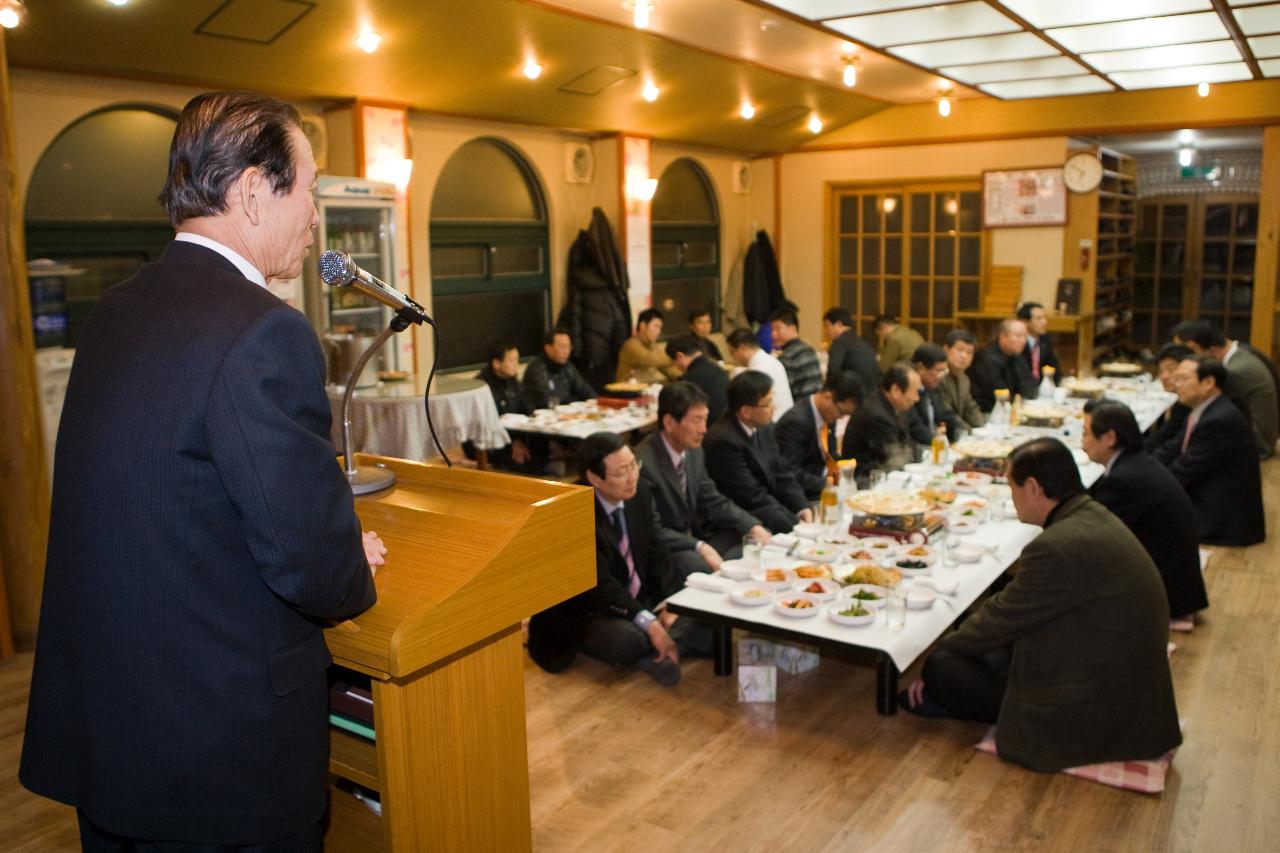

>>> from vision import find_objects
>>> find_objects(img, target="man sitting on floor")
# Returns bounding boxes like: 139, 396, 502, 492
843, 363, 921, 479
1145, 343, 1193, 454
907, 343, 964, 446
822, 307, 880, 396
770, 306, 823, 400
637, 382, 771, 577
1175, 320, 1278, 459
969, 318, 1038, 411
874, 314, 924, 372
902, 438, 1182, 773
1082, 400, 1209, 625
1153, 355, 1266, 547
527, 432, 711, 685
704, 370, 813, 534
940, 328, 986, 430
726, 327, 793, 420
688, 307, 723, 362
665, 335, 728, 423
776, 371, 861, 501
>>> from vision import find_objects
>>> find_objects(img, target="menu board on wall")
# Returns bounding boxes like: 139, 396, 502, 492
982, 167, 1067, 227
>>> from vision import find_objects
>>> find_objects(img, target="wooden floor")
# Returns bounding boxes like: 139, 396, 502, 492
4, 465, 1280, 852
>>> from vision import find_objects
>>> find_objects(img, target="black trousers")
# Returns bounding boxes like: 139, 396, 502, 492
667, 530, 744, 580
580, 614, 713, 666
77, 810, 322, 853
921, 645, 1011, 724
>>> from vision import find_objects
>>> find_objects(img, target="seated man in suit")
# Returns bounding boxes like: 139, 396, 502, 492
1016, 301, 1060, 386
903, 438, 1182, 773
1176, 321, 1278, 459
941, 328, 986, 430
822, 307, 880, 396
616, 307, 679, 385
907, 343, 965, 446
704, 370, 814, 534
843, 363, 921, 481
665, 335, 728, 423
776, 371, 862, 501
527, 432, 711, 685
688, 307, 723, 362
523, 326, 597, 409
637, 382, 771, 577
1153, 356, 1265, 546
1083, 400, 1209, 624
1146, 343, 1192, 454
770, 307, 822, 400
1175, 318, 1280, 429
726, 327, 793, 420
969, 318, 1038, 412
874, 314, 925, 372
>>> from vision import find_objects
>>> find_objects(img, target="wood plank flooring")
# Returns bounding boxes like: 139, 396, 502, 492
3, 462, 1279, 851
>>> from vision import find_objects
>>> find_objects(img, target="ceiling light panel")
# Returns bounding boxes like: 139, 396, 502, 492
1083, 40, 1242, 72
997, 0, 1211, 29
980, 75, 1115, 98
1108, 61, 1252, 89
1250, 35, 1280, 57
940, 55, 1083, 84
1259, 58, 1280, 76
1048, 12, 1228, 53
1233, 4, 1280, 36
889, 31, 1058, 66
827, 2, 1017, 47
764, 0, 946, 18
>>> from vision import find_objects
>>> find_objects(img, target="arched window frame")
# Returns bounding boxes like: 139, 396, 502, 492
650, 158, 721, 333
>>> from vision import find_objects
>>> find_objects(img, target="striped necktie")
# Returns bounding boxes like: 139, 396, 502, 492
612, 507, 640, 597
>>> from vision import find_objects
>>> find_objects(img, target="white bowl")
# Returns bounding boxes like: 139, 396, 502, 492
791, 563, 834, 581
951, 543, 986, 563
719, 559, 756, 580
828, 601, 877, 626
532, 409, 555, 418
841, 583, 890, 604
774, 593, 823, 617
751, 568, 796, 588
792, 578, 839, 601
729, 583, 774, 606
903, 462, 934, 474
945, 518, 982, 535
797, 543, 845, 563
857, 537, 901, 556
953, 472, 994, 492
791, 522, 830, 539
894, 555, 935, 574
898, 544, 935, 561
906, 586, 937, 610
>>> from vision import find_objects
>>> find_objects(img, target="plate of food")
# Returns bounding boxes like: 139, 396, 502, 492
841, 583, 890, 603
899, 544, 935, 561
952, 471, 994, 493
792, 563, 833, 580
1019, 401, 1073, 428
798, 544, 844, 564
828, 601, 877, 626
836, 564, 903, 588
1063, 376, 1106, 400
895, 556, 934, 574
918, 484, 958, 506
603, 381, 649, 399
775, 593, 822, 617
856, 536, 901, 555
1099, 361, 1144, 377
846, 546, 882, 563
792, 578, 839, 601
945, 517, 982, 536
729, 583, 775, 606
751, 568, 796, 588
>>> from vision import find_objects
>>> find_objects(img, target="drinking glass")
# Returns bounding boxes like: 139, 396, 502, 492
742, 534, 765, 571
886, 587, 907, 630
869, 469, 887, 490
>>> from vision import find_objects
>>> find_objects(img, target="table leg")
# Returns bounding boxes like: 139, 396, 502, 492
712, 625, 732, 676
876, 654, 899, 716
476, 448, 489, 470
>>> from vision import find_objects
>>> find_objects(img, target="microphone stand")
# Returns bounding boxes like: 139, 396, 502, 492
341, 313, 412, 495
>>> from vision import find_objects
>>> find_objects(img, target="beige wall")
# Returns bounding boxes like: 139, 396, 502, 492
778, 136, 1070, 345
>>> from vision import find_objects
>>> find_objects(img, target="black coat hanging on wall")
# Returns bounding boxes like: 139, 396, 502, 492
557, 207, 632, 392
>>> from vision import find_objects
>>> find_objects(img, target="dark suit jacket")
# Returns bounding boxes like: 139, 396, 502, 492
828, 329, 880, 397
843, 390, 914, 477
906, 385, 963, 445
1144, 402, 1188, 455
970, 341, 1039, 411
1241, 341, 1280, 423
522, 354, 596, 408
636, 433, 760, 550
704, 415, 810, 534
1154, 394, 1265, 546
479, 364, 532, 416
1021, 333, 1060, 384
681, 353, 729, 424
1089, 450, 1209, 617
941, 495, 1181, 772
527, 481, 681, 671
775, 397, 833, 501
20, 242, 377, 844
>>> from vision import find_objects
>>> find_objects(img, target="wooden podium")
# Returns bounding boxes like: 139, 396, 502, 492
322, 454, 594, 851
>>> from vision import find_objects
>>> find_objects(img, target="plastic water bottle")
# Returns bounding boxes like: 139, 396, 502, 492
990, 389, 1011, 435
1038, 365, 1056, 400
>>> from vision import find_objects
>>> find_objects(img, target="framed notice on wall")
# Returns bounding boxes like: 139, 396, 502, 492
982, 167, 1067, 227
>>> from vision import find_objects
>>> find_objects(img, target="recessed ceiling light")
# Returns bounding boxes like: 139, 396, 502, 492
1197, 82, 1210, 97
808, 114, 823, 134
642, 82, 660, 102
523, 60, 542, 80
740, 102, 756, 120
107, 0, 129, 6
1178, 147, 1194, 167
843, 60, 859, 88
629, 0, 655, 30
0, 0, 28, 29
356, 31, 381, 54
937, 96, 952, 117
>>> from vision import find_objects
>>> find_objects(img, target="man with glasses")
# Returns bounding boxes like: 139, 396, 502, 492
907, 343, 964, 446
527, 432, 711, 685
704, 370, 813, 534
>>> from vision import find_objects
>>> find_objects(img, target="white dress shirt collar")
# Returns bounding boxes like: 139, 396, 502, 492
1104, 448, 1123, 476
659, 433, 685, 470
596, 492, 624, 518
176, 232, 267, 288
1223, 340, 1239, 366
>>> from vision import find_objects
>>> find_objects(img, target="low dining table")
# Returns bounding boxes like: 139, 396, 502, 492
665, 378, 1177, 715
498, 398, 658, 441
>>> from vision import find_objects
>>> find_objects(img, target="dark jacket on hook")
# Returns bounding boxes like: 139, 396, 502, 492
557, 208, 632, 393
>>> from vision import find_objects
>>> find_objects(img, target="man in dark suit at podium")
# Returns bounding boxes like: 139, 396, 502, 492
527, 432, 711, 685
20, 92, 381, 851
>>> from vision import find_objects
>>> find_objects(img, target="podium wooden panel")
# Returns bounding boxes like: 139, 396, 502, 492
323, 454, 594, 852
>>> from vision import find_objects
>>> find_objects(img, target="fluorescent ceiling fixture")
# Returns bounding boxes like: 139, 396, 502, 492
997, 0, 1211, 29
1048, 12, 1228, 53
890, 32, 1058, 66
1233, 4, 1280, 36
1248, 34, 1280, 58
827, 2, 1017, 47
981, 75, 1114, 98
1108, 61, 1252, 89
940, 56, 1083, 84
1260, 57, 1280, 76
1083, 40, 1242, 73
764, 0, 941, 18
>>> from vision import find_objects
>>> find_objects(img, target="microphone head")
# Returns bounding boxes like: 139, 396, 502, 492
319, 250, 356, 286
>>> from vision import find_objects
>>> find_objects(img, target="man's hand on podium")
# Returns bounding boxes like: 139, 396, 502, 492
363, 530, 387, 576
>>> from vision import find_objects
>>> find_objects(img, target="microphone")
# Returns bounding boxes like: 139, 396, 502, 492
318, 250, 431, 326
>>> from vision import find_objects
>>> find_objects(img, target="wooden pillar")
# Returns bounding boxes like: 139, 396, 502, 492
0, 31, 47, 654
1252, 125, 1280, 357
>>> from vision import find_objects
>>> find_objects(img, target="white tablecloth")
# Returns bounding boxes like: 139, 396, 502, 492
328, 375, 509, 461
499, 400, 657, 440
